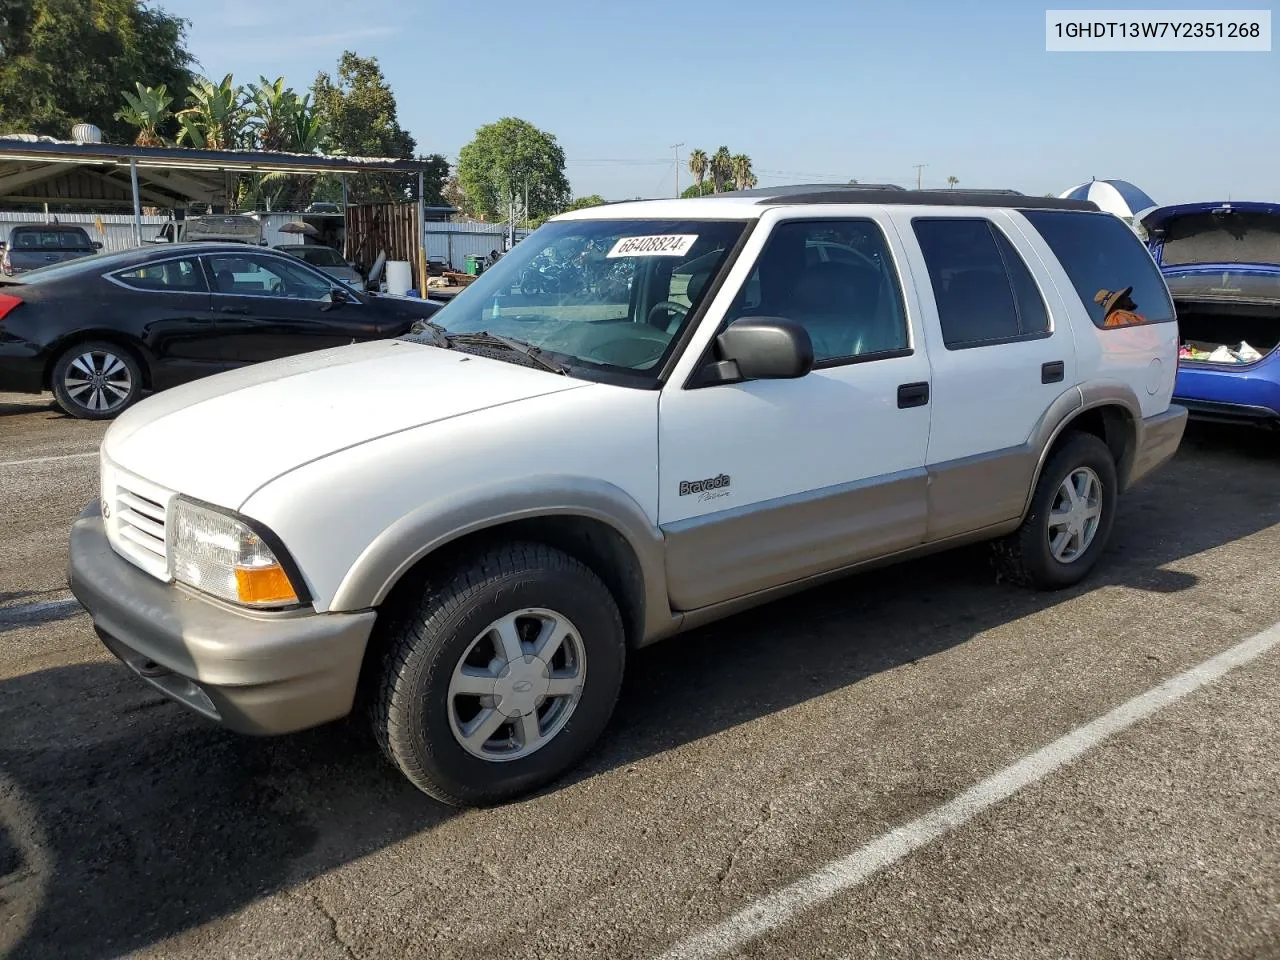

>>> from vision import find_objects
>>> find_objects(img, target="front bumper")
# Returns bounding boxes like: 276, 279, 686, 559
68, 502, 377, 735
1126, 404, 1189, 490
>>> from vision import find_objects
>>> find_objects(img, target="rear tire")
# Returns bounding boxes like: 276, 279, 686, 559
51, 340, 144, 420
371, 542, 626, 807
992, 431, 1118, 590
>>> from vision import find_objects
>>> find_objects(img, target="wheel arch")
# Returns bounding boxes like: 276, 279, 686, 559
42, 331, 154, 391
1020, 382, 1142, 520
331, 477, 673, 650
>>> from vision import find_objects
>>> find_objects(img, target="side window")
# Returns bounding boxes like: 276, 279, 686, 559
912, 218, 1050, 349
205, 255, 334, 301
1021, 210, 1175, 329
113, 257, 207, 293
727, 219, 909, 363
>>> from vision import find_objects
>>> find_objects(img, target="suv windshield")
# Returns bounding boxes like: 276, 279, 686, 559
407, 217, 749, 381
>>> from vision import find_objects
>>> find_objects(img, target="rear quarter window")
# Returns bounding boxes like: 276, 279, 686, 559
1021, 211, 1174, 329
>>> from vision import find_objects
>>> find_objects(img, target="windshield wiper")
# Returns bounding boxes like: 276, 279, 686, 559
444, 330, 569, 375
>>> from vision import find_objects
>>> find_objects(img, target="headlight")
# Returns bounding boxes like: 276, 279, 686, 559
170, 498, 301, 607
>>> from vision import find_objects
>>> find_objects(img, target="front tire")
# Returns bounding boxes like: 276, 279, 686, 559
372, 542, 626, 806
992, 431, 1118, 590
51, 341, 144, 420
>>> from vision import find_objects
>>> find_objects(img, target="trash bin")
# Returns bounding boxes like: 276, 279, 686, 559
465, 254, 480, 275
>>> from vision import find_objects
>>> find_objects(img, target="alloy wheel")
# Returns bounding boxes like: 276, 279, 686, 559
446, 607, 587, 762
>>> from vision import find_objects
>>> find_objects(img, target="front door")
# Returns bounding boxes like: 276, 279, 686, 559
892, 212, 1080, 540
107, 254, 219, 389
203, 252, 387, 364
657, 216, 933, 611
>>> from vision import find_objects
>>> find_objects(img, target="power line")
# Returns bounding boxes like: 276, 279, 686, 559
670, 142, 684, 198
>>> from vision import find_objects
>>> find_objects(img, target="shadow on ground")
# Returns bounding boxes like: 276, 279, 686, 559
1, 421, 1277, 959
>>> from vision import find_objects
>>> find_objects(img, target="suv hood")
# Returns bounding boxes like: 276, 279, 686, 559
103, 339, 590, 509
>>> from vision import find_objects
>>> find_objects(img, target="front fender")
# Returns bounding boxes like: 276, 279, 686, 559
328, 474, 674, 642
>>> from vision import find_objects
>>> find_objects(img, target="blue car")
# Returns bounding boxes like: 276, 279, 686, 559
1142, 201, 1280, 427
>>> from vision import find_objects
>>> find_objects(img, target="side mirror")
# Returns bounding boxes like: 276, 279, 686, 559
92, 241, 103, 250
701, 317, 814, 384
0, 241, 7, 252
322, 285, 353, 310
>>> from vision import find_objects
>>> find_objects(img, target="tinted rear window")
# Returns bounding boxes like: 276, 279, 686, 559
912, 218, 1049, 348
1022, 211, 1174, 329
10, 228, 93, 251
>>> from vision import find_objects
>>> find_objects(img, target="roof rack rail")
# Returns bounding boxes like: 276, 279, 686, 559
741, 186, 1096, 212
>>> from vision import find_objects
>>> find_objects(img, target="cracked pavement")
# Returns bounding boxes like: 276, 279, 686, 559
1, 392, 1279, 959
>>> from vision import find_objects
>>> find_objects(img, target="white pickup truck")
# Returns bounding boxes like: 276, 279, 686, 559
68, 185, 1187, 806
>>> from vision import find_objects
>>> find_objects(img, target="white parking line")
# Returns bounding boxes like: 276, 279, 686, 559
0, 451, 97, 468
658, 621, 1280, 960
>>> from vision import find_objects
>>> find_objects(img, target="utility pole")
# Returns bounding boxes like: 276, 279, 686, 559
914, 163, 927, 190
671, 142, 684, 198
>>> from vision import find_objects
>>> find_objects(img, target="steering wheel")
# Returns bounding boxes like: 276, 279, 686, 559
646, 300, 690, 332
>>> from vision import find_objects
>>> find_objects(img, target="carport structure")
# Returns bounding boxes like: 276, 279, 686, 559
0, 137, 434, 282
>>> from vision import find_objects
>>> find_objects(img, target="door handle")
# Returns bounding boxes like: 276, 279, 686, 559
1041, 360, 1065, 384
897, 381, 930, 409
217, 305, 250, 315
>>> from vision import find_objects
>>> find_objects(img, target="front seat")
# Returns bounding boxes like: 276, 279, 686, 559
788, 261, 867, 359
214, 269, 237, 294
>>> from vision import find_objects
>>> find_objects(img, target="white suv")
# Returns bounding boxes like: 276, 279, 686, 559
68, 185, 1187, 806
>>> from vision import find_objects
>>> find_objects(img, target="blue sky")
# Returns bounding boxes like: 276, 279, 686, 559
156, 0, 1277, 205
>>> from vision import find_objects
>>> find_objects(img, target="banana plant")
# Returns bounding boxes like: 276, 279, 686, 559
114, 83, 173, 147
175, 74, 248, 150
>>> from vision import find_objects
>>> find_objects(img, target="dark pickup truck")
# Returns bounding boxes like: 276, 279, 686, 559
1, 224, 103, 276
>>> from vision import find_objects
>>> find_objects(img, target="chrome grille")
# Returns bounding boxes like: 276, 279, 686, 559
105, 469, 172, 580
117, 488, 166, 559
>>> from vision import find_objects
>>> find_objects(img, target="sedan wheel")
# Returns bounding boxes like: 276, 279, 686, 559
51, 341, 143, 420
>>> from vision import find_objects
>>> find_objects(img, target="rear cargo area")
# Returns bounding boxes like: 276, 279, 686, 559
1178, 306, 1280, 365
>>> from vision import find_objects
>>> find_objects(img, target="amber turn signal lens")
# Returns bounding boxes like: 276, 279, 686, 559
234, 564, 298, 605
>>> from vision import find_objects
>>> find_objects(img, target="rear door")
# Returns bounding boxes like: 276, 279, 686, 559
202, 252, 389, 363
890, 210, 1080, 540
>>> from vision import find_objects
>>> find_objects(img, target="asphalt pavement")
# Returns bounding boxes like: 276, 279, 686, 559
1, 391, 1278, 960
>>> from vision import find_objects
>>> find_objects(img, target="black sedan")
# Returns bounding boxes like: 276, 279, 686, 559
0, 242, 443, 419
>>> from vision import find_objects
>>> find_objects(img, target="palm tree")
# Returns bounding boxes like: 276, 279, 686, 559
710, 146, 732, 193
176, 74, 248, 150
947, 175, 959, 190
731, 154, 754, 190
114, 83, 173, 147
688, 149, 707, 193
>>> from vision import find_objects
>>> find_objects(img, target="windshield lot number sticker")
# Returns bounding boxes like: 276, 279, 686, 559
607, 234, 699, 258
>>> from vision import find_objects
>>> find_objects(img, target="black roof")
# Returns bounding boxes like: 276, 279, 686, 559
709, 182, 1098, 211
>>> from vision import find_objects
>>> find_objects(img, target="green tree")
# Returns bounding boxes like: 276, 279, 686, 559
457, 117, 571, 223
310, 51, 429, 204
681, 181, 719, 198
688, 149, 708, 192
114, 82, 173, 146
947, 175, 959, 190
311, 52, 416, 159
0, 0, 194, 143
710, 146, 732, 192
731, 154, 755, 190
564, 194, 607, 211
